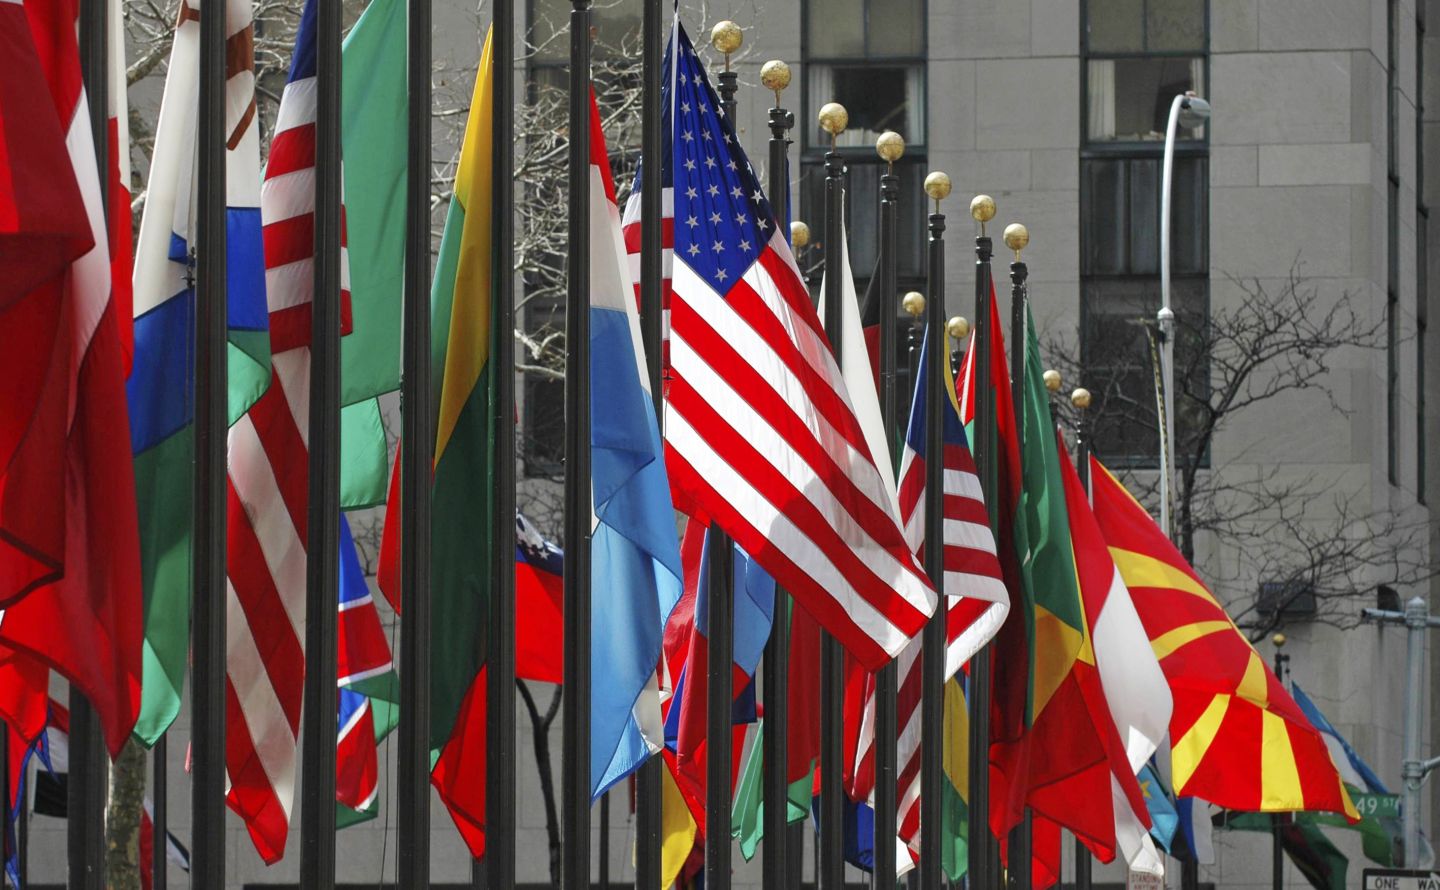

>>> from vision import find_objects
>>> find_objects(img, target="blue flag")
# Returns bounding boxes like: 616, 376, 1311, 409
587, 96, 684, 799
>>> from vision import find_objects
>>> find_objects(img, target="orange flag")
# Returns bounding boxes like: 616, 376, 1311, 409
1089, 458, 1357, 819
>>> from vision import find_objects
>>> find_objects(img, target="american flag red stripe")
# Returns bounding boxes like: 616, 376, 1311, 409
656, 22, 934, 671
223, 0, 351, 861
846, 323, 1009, 860
620, 185, 673, 369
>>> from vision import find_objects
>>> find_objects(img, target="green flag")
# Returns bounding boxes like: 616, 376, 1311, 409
339, 0, 406, 507
733, 719, 814, 860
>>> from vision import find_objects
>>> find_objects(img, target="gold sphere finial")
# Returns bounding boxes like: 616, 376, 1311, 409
710, 20, 743, 57
902, 291, 926, 318
970, 194, 996, 223
760, 60, 791, 99
1273, 632, 1287, 648
876, 131, 905, 165
1043, 369, 1062, 393
1003, 222, 1029, 260
923, 171, 952, 210
1070, 387, 1092, 409
818, 102, 848, 143
947, 316, 970, 340
790, 220, 811, 249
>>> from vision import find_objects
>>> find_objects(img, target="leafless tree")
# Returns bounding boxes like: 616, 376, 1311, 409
1047, 262, 1434, 642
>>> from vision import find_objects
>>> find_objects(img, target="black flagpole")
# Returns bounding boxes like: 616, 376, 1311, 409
707, 24, 743, 885
918, 171, 950, 890
817, 101, 847, 890
634, 0, 666, 883
1003, 222, 1031, 890
299, 0, 343, 883
193, 0, 229, 885
967, 194, 997, 890
152, 736, 166, 890
72, 2, 109, 887
563, 0, 594, 884
705, 25, 742, 887
760, 58, 793, 890
488, 0, 519, 886
1070, 385, 1094, 890
396, 0, 434, 880
873, 132, 905, 890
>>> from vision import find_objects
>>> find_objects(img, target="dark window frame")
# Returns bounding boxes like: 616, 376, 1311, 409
799, 0, 929, 153
1080, 0, 1211, 152
1079, 0, 1211, 468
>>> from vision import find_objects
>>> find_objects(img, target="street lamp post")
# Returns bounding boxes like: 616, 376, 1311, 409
1157, 91, 1210, 540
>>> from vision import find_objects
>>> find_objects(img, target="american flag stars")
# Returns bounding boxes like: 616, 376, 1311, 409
670, 29, 778, 291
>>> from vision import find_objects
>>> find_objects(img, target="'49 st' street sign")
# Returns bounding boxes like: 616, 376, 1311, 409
1365, 869, 1440, 890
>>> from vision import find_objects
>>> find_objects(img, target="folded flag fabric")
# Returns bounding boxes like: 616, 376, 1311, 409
1139, 763, 1179, 853
129, 0, 273, 746
335, 513, 397, 823
1089, 458, 1358, 820
516, 512, 565, 684
1057, 427, 1168, 876
666, 519, 775, 825
655, 19, 936, 668
0, 0, 142, 758
586, 89, 684, 800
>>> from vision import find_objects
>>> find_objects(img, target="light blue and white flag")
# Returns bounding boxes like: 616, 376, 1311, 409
586, 94, 684, 799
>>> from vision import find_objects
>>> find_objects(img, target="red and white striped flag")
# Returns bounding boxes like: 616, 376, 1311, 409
224, 0, 351, 862
844, 319, 1009, 861
653, 21, 935, 670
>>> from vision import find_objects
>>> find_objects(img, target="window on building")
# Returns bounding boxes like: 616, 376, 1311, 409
799, 0, 928, 398
1084, 0, 1206, 144
802, 0, 926, 149
1080, 0, 1208, 466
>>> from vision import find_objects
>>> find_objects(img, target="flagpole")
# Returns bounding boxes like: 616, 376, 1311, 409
703, 26, 743, 888
1003, 222, 1032, 890
761, 58, 794, 890
72, 2, 109, 885
298, 0, 344, 883
1070, 386, 1097, 890
817, 101, 849, 890
152, 737, 167, 890
488, 0, 519, 885
872, 131, 905, 890
396, 0, 434, 880
905, 292, 925, 402
634, 0, 667, 883
192, 0, 230, 884
563, 0, 594, 884
917, 170, 950, 890
966, 194, 997, 890
1271, 640, 1290, 890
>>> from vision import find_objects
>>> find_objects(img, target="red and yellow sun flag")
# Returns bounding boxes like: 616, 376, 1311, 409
1089, 459, 1357, 819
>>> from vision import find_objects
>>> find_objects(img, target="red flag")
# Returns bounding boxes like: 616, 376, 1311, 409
431, 665, 487, 858
0, 0, 142, 756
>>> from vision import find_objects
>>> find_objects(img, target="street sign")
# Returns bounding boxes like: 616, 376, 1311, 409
1354, 792, 1403, 820
1363, 868, 1440, 890
1127, 867, 1166, 890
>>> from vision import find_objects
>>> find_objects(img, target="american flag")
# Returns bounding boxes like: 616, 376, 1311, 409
848, 323, 1009, 857
620, 127, 672, 372
224, 0, 351, 863
651, 21, 935, 669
